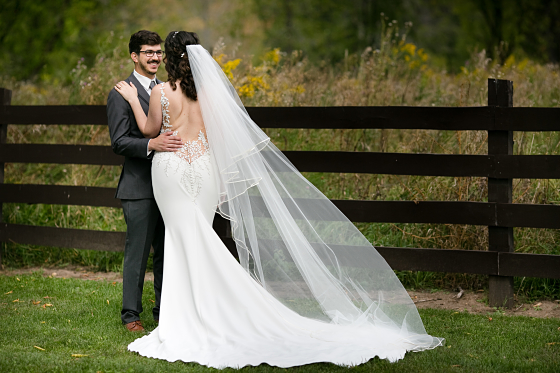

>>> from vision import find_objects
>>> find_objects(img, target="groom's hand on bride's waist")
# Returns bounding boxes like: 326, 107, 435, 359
148, 131, 183, 152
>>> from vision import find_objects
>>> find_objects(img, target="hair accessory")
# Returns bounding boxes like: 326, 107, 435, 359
173, 31, 179, 38
181, 52, 185, 58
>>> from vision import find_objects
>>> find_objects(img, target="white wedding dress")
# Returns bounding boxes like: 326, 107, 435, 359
128, 45, 443, 368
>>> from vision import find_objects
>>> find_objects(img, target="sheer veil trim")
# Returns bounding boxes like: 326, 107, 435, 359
186, 44, 443, 351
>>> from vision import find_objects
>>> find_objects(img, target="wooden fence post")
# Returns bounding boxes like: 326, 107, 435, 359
487, 79, 514, 308
0, 88, 12, 268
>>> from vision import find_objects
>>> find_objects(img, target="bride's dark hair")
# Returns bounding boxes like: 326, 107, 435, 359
164, 31, 200, 101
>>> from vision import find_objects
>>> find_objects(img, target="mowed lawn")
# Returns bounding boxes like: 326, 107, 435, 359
0, 273, 559, 373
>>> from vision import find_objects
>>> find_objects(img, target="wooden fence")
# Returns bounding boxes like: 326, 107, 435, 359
1, 79, 559, 308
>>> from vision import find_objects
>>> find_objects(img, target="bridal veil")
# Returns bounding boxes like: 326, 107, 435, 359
186, 44, 443, 351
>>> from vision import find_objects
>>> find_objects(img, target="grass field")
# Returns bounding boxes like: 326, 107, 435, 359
0, 273, 559, 373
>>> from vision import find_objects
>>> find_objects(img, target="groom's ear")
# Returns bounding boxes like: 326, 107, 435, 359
131, 52, 139, 64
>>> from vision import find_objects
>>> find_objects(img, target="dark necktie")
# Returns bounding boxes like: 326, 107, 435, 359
149, 80, 156, 91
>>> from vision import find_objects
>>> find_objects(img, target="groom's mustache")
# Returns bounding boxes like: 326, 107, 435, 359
148, 59, 160, 64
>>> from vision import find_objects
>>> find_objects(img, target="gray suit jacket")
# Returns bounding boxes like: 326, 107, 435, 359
107, 72, 162, 199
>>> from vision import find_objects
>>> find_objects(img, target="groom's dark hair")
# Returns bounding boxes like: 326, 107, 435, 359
129, 30, 163, 54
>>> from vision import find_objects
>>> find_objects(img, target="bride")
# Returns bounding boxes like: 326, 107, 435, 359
114, 30, 443, 368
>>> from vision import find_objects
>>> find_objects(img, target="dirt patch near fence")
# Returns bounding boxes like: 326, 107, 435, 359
1, 266, 559, 319
0, 265, 151, 282
408, 289, 560, 319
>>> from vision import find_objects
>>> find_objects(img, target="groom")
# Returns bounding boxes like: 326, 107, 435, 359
107, 30, 182, 332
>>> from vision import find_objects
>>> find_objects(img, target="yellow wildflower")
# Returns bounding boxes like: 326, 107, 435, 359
222, 59, 241, 79
264, 48, 281, 64
409, 60, 421, 69
214, 54, 225, 65
418, 48, 428, 62
503, 55, 515, 69
401, 43, 416, 56
518, 58, 529, 71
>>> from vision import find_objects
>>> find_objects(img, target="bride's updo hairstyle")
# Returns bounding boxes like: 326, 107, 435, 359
164, 31, 200, 101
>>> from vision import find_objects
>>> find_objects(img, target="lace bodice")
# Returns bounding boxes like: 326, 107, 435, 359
173, 130, 210, 164
159, 83, 209, 163
155, 83, 211, 201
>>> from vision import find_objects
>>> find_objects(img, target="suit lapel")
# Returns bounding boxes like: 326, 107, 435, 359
127, 73, 151, 109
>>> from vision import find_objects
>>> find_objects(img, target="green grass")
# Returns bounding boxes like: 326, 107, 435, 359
1, 273, 559, 373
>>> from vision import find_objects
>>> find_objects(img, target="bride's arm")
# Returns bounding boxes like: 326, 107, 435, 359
114, 81, 162, 138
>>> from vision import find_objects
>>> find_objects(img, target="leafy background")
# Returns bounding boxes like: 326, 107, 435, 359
3, 0, 560, 82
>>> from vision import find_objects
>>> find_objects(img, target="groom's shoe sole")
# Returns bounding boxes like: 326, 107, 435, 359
125, 320, 145, 332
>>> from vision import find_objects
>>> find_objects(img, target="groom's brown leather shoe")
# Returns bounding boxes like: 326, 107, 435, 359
125, 320, 144, 332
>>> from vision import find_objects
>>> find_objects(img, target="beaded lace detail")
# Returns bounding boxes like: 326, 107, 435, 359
173, 130, 210, 164
160, 83, 172, 134
155, 83, 211, 201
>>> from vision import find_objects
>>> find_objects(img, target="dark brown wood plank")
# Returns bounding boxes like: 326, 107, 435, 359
2, 105, 495, 130
2, 184, 497, 226
7, 185, 560, 229
487, 78, 515, 308
2, 145, 494, 177
498, 252, 560, 279
4, 145, 560, 179
494, 155, 560, 179
2, 106, 107, 125
284, 151, 493, 176
497, 203, 560, 229
247, 106, 494, 130
332, 200, 495, 225
3, 223, 557, 279
0, 144, 123, 165
218, 235, 498, 274
496, 107, 560, 131
248, 197, 496, 225
0, 184, 120, 208
0, 88, 12, 267
5, 105, 560, 132
376, 247, 498, 274
0, 223, 125, 252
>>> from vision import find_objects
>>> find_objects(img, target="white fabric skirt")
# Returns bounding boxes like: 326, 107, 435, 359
128, 151, 435, 368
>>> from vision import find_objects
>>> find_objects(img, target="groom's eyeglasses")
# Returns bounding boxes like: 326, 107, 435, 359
138, 50, 165, 58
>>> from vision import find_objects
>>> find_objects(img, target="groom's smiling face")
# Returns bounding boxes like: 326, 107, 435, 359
131, 43, 162, 78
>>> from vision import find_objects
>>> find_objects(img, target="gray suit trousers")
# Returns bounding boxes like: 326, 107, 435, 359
121, 198, 165, 324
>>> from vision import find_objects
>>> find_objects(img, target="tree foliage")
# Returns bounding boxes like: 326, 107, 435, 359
0, 0, 121, 81
249, 0, 560, 71
250, 0, 404, 63
3, 0, 560, 80
0, 0, 240, 82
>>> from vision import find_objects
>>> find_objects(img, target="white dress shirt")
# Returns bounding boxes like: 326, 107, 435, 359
133, 70, 157, 96
132, 70, 157, 156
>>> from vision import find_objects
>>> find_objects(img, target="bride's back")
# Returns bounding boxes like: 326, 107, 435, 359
162, 80, 205, 141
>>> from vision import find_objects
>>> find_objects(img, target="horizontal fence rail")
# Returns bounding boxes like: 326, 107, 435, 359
0, 144, 123, 165
3, 105, 560, 131
2, 222, 558, 279
1, 80, 560, 308
3, 145, 560, 179
3, 184, 560, 229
